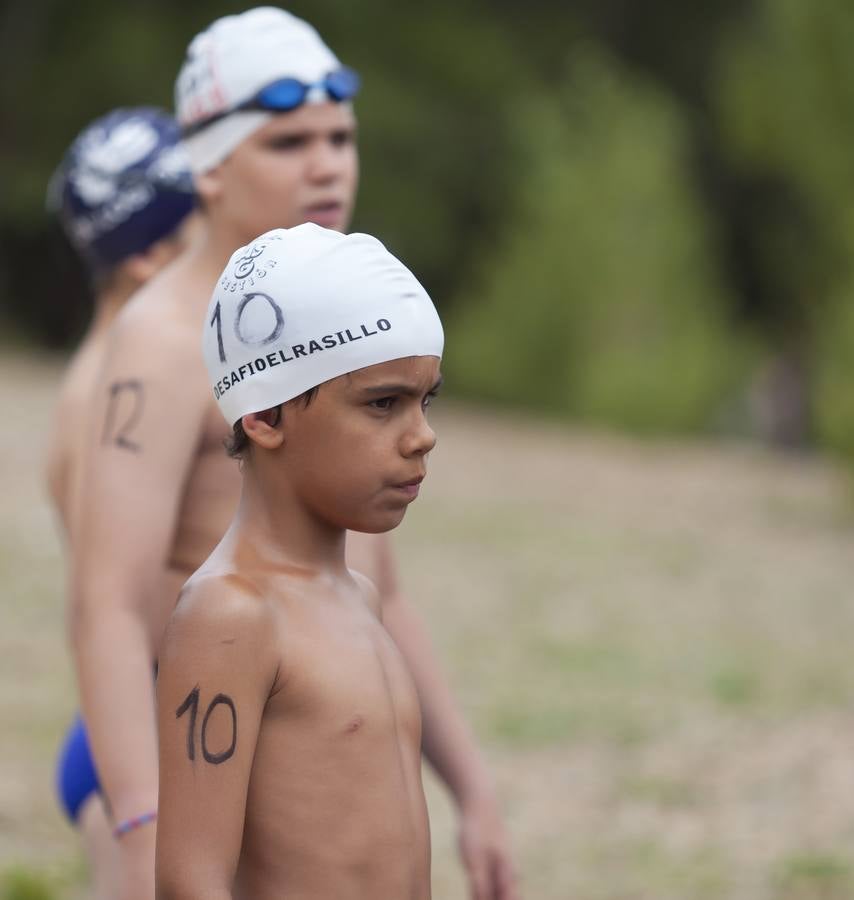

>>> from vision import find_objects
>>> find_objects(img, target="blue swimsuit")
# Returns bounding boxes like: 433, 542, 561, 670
56, 715, 101, 822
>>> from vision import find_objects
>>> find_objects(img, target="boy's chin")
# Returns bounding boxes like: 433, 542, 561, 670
343, 507, 409, 535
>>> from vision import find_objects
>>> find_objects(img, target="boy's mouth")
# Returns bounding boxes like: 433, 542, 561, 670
303, 201, 344, 228
390, 475, 424, 500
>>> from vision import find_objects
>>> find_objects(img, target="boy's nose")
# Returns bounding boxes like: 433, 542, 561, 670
307, 142, 344, 183
401, 414, 436, 458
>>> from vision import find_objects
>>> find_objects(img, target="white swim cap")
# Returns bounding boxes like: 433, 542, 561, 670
176, 7, 343, 174
203, 224, 444, 425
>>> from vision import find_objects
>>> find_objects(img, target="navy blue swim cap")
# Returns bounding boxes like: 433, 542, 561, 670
49, 107, 195, 272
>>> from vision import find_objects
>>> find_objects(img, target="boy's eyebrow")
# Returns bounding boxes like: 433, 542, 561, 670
361, 376, 443, 397
265, 122, 357, 141
263, 130, 310, 141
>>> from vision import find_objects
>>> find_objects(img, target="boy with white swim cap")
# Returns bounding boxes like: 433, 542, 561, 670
157, 225, 442, 898
72, 11, 516, 900
176, 6, 360, 231
46, 106, 197, 900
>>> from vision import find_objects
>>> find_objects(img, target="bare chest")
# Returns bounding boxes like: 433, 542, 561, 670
237, 583, 430, 894
270, 602, 421, 750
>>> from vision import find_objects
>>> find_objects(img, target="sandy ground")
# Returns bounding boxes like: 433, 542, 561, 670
3, 349, 854, 899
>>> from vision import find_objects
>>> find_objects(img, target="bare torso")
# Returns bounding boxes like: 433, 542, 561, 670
237, 570, 428, 899
159, 557, 430, 899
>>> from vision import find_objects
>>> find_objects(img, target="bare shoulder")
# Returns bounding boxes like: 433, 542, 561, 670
162, 565, 352, 708
349, 568, 382, 619
108, 259, 209, 362
111, 271, 203, 350
95, 263, 214, 426
159, 569, 287, 701
167, 570, 276, 648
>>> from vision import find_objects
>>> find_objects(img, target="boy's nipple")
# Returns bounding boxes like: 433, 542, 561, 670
344, 714, 364, 735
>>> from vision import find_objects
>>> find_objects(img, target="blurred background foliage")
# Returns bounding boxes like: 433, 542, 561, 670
2, 0, 854, 456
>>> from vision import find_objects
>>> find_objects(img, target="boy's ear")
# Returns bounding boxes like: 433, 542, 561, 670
194, 164, 223, 204
241, 407, 284, 450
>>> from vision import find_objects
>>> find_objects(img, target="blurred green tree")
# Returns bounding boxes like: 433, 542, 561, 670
713, 0, 854, 454
446, 48, 750, 432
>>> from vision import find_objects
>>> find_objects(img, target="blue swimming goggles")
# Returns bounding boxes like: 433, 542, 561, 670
183, 67, 361, 137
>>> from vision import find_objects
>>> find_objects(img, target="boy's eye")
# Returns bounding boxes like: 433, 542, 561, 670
423, 391, 439, 410
267, 135, 307, 151
330, 129, 355, 148
370, 397, 394, 411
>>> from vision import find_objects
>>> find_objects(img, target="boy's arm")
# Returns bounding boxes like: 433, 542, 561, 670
70, 317, 208, 899
156, 582, 276, 899
372, 536, 519, 900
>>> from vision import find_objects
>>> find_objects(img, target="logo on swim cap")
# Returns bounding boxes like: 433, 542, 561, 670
72, 119, 162, 204
219, 232, 284, 293
49, 107, 195, 272
202, 224, 444, 426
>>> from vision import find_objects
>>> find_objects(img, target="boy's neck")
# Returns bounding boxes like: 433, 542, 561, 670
164, 214, 238, 304
192, 213, 257, 275
231, 460, 350, 577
